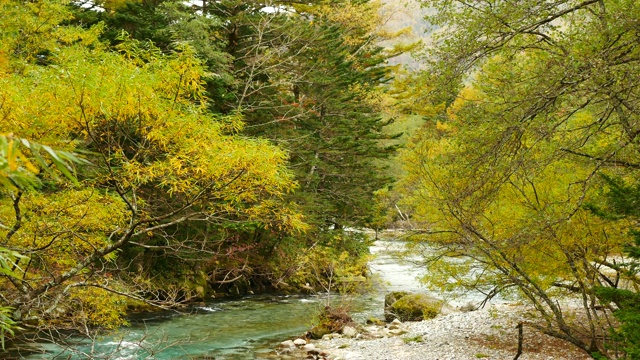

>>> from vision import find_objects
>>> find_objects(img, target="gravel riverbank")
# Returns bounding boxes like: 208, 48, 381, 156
273, 304, 592, 360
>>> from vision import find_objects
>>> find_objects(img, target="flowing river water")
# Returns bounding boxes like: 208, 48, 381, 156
25, 238, 489, 359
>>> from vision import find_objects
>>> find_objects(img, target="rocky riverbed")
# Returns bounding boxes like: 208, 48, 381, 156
270, 304, 592, 360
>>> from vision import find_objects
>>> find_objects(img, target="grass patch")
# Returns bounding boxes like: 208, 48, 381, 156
402, 335, 424, 344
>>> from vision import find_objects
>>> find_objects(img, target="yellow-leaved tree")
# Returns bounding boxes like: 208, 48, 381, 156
399, 1, 640, 351
0, 0, 304, 340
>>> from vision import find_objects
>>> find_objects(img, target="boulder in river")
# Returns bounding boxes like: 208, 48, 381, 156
384, 292, 445, 322
309, 305, 356, 339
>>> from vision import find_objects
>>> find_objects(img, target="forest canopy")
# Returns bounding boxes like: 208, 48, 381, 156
0, 0, 407, 349
395, 0, 640, 357
0, 0, 314, 336
3, 0, 640, 359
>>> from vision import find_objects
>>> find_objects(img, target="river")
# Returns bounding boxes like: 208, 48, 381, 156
24, 238, 485, 359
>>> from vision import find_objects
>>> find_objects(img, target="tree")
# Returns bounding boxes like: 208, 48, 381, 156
69, 0, 412, 293
142, 0, 410, 291
0, 0, 302, 342
0, 133, 87, 347
211, 0, 406, 229
589, 176, 640, 359
70, 0, 236, 111
397, 0, 640, 357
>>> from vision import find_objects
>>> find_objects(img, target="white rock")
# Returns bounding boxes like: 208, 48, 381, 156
279, 340, 295, 348
342, 326, 358, 338
293, 338, 307, 346
303, 343, 316, 351
391, 318, 402, 325
322, 333, 344, 340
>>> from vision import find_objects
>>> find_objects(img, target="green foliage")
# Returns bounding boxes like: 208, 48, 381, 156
0, 247, 26, 280
402, 335, 424, 344
0, 0, 406, 346
0, 0, 303, 340
0, 134, 87, 190
598, 176, 640, 219
209, 0, 402, 230
202, 1, 395, 292
0, 247, 23, 348
70, 0, 236, 112
596, 286, 640, 359
70, 287, 130, 329
0, 306, 19, 350
590, 175, 640, 359
590, 175, 640, 265
0, 132, 85, 346
66, 0, 403, 299
287, 232, 372, 295
396, 0, 640, 356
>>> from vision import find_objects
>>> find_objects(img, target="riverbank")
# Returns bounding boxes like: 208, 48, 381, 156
273, 303, 592, 360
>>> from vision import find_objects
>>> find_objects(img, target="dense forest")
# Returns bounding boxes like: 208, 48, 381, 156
1, 0, 639, 359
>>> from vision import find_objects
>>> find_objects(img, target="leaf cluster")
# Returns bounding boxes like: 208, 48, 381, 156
397, 0, 640, 356
0, 0, 304, 338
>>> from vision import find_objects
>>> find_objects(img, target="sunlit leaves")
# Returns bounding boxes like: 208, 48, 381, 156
0, 22, 298, 227
0, 247, 27, 280
3, 189, 127, 255
0, 306, 20, 350
401, 0, 640, 353
0, 135, 40, 190
0, 0, 303, 334
0, 134, 87, 190
69, 287, 129, 329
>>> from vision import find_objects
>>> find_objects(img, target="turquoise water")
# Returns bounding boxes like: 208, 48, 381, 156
26, 295, 337, 359
24, 239, 479, 359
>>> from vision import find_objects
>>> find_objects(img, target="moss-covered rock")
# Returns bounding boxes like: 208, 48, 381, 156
309, 324, 331, 339
309, 306, 356, 339
384, 292, 410, 310
384, 291, 411, 321
385, 293, 444, 322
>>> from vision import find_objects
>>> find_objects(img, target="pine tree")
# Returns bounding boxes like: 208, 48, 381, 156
69, 0, 408, 293
590, 176, 640, 359
213, 0, 400, 230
